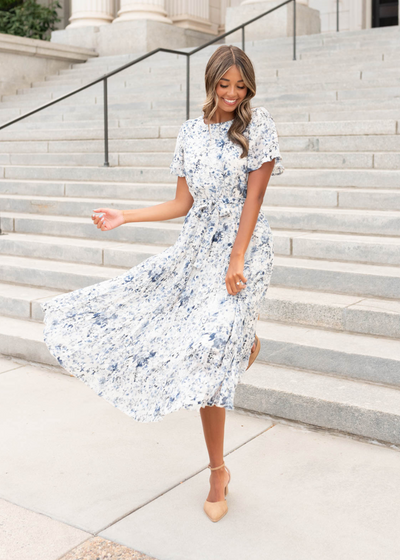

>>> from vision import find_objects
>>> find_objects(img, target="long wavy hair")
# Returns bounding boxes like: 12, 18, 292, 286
202, 45, 256, 158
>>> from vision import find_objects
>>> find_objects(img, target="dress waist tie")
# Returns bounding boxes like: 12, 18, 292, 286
191, 196, 245, 270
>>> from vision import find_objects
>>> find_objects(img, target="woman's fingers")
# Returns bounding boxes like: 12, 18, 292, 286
226, 275, 247, 295
226, 278, 236, 296
92, 209, 107, 229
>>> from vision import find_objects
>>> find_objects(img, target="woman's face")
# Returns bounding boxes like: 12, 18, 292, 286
215, 64, 248, 115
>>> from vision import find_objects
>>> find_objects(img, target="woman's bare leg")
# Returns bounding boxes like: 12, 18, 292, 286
200, 405, 230, 502
200, 343, 256, 502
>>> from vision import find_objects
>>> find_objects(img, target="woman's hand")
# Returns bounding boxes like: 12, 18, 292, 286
91, 208, 125, 231
225, 253, 247, 295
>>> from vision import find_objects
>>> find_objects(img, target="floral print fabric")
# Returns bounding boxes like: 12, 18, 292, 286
41, 106, 284, 422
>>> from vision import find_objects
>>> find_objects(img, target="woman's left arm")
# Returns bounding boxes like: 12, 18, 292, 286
225, 159, 275, 295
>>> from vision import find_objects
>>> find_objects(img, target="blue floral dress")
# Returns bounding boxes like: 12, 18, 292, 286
41, 106, 284, 422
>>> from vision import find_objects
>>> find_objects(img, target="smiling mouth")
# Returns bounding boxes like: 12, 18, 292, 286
223, 98, 238, 105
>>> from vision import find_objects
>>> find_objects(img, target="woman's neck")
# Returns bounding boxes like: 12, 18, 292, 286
205, 109, 235, 124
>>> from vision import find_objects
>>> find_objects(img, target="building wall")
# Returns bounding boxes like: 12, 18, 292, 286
308, 0, 368, 32
56, 0, 394, 34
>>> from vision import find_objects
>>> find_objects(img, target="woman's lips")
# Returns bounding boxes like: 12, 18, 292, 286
223, 98, 238, 106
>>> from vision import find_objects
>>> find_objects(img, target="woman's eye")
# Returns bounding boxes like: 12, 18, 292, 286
220, 85, 245, 89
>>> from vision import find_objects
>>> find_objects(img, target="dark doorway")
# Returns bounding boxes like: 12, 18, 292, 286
372, 0, 399, 27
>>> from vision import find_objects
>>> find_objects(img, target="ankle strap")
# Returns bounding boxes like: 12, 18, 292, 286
208, 461, 225, 471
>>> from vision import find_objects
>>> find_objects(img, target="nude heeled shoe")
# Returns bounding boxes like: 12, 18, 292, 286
247, 314, 261, 370
203, 461, 231, 522
247, 334, 260, 370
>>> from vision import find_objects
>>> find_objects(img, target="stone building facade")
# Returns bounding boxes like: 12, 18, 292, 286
51, 0, 399, 34
47, 1, 399, 55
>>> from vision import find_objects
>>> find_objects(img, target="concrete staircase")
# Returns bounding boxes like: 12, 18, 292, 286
1, 25, 400, 444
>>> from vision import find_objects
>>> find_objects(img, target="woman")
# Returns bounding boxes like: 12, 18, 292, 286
41, 44, 284, 523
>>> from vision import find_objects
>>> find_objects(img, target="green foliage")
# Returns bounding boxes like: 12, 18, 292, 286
0, 0, 61, 41
0, 0, 23, 11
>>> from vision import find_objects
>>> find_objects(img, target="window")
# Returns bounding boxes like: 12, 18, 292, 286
372, 0, 399, 27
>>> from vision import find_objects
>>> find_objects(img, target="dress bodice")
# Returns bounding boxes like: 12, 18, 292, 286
169, 106, 284, 202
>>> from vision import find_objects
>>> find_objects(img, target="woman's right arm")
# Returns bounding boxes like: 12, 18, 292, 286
92, 176, 193, 231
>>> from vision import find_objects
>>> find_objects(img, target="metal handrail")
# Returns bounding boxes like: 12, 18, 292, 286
0, 0, 339, 167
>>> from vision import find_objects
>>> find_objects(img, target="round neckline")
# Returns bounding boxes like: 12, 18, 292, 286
201, 116, 234, 127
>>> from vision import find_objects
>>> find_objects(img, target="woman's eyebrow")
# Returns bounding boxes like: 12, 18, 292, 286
220, 78, 244, 83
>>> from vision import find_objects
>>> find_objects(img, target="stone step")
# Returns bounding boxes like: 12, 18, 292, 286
117, 151, 390, 170
1, 274, 399, 339
3, 105, 400, 131
2, 165, 399, 188
13, 74, 400, 102
280, 135, 400, 153
0, 314, 59, 367
38, 68, 398, 102
0, 152, 119, 167
0, 216, 340, 262
234, 362, 400, 445
13, 80, 184, 99
289, 231, 400, 266
3, 101, 399, 130
98, 45, 400, 61
0, 232, 165, 266
1, 120, 398, 143
0, 282, 62, 321
260, 286, 400, 339
0, 213, 182, 247
2, 180, 400, 211
34, 64, 400, 95
256, 320, 400, 387
0, 179, 178, 198
2, 209, 399, 264
299, 47, 399, 61
0, 123, 164, 137
0, 138, 176, 154
277, 120, 399, 136
1, 197, 400, 236
27, 71, 400, 95
0, 254, 127, 292
307, 108, 400, 122
54, 53, 400, 78
2, 86, 400, 113
272, 256, 400, 299
0, 250, 398, 299
2, 151, 399, 170
266, 206, 400, 236
3, 135, 400, 155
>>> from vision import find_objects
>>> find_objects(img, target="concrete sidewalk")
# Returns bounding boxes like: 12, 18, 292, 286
1, 355, 400, 560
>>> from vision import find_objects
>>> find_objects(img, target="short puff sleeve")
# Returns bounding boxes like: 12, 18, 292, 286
170, 123, 186, 177
247, 107, 284, 176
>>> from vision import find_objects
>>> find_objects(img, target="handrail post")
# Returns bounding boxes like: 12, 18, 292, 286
293, 0, 296, 61
103, 77, 109, 167
337, 0, 339, 32
186, 55, 190, 121
242, 26, 245, 51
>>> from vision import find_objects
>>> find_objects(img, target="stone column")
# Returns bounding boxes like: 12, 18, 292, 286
113, 0, 173, 23
166, 0, 217, 34
67, 0, 115, 27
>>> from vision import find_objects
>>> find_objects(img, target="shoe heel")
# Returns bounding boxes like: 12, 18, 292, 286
246, 334, 260, 370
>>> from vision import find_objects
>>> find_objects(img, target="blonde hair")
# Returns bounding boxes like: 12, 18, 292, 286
202, 45, 256, 158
